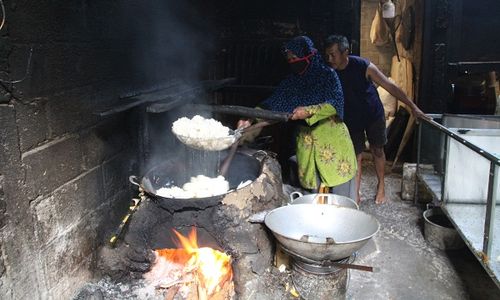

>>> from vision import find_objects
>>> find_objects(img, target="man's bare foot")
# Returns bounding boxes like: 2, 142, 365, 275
375, 185, 385, 204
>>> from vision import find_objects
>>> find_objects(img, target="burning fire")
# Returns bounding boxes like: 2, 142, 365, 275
145, 227, 233, 299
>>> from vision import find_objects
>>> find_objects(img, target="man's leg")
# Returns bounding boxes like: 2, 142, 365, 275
371, 146, 386, 204
366, 117, 388, 204
330, 176, 357, 199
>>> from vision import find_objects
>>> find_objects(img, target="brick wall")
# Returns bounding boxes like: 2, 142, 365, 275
360, 0, 395, 76
0, 1, 211, 299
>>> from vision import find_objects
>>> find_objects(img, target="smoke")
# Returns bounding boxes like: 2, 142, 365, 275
117, 1, 222, 178
122, 0, 215, 86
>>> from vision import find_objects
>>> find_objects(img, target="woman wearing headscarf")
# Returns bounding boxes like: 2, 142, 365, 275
242, 36, 357, 196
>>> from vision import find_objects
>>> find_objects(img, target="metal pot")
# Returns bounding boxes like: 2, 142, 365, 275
264, 204, 379, 261
423, 207, 464, 250
289, 192, 358, 209
130, 150, 262, 211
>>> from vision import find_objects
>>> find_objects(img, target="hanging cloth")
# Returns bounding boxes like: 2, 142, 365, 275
370, 3, 390, 46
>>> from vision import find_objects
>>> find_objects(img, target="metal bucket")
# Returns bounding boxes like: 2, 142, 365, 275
423, 207, 464, 250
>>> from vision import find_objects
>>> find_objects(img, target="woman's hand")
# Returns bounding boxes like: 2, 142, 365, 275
291, 106, 311, 120
237, 119, 252, 129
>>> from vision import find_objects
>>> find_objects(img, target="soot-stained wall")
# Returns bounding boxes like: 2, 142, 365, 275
0, 1, 214, 299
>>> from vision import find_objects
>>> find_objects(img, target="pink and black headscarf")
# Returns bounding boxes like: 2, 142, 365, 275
261, 36, 345, 119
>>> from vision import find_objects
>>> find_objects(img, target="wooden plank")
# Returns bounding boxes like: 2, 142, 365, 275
95, 78, 236, 116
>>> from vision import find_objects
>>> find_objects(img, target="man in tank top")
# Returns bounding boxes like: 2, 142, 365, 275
324, 35, 427, 204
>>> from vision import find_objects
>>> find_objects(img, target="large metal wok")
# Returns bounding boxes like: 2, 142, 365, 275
130, 150, 262, 211
264, 204, 379, 261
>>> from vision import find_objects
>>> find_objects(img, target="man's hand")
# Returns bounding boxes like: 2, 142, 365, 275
291, 106, 311, 120
410, 104, 431, 123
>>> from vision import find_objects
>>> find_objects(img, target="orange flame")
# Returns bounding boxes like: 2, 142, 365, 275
156, 227, 233, 296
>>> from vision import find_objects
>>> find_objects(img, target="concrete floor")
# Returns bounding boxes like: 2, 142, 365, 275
78, 157, 500, 300
347, 160, 500, 300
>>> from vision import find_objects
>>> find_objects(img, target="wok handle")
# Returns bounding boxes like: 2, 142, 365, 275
129, 175, 141, 187
289, 191, 303, 202
109, 197, 143, 247
251, 149, 275, 161
248, 209, 272, 223
300, 234, 336, 244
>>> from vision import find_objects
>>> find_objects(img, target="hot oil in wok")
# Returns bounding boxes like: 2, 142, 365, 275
149, 148, 261, 202
137, 149, 261, 211
154, 148, 226, 199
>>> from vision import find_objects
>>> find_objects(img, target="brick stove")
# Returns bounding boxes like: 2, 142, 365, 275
78, 149, 291, 299
74, 147, 373, 300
